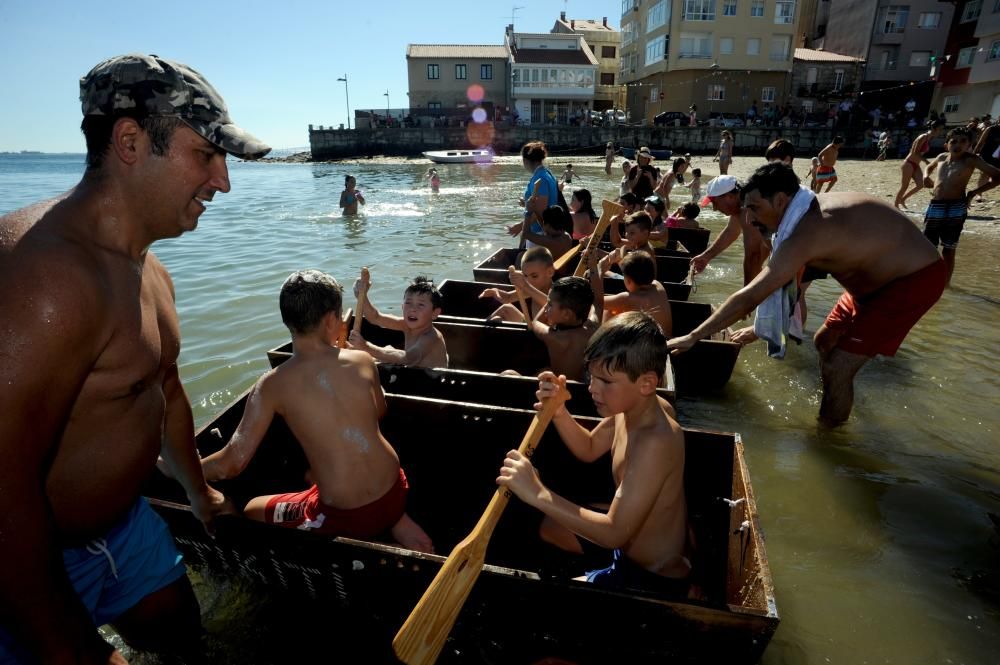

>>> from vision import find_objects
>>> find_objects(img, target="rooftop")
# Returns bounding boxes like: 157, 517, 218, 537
555, 18, 617, 32
511, 44, 599, 66
794, 48, 863, 63
406, 44, 509, 59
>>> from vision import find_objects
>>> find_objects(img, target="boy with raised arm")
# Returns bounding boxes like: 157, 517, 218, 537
480, 246, 556, 323
201, 270, 433, 552
590, 250, 673, 336
922, 126, 1000, 283
517, 276, 598, 381
349, 273, 449, 368
497, 312, 690, 597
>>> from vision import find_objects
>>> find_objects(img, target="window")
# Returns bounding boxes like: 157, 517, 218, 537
650, 86, 659, 102
909, 51, 931, 67
601, 72, 616, 85
455, 64, 467, 80
747, 37, 761, 55
428, 102, 442, 109
622, 0, 638, 15
683, 0, 716, 21
961, 0, 982, 22
918, 12, 941, 28
709, 84, 725, 100
943, 95, 961, 113
723, 0, 737, 16
879, 5, 908, 33
957, 46, 977, 67
646, 35, 668, 64
833, 69, 844, 90
622, 21, 636, 45
990, 39, 1000, 60
720, 37, 734, 54
879, 49, 899, 70
427, 64, 440, 79
679, 32, 713, 58
806, 67, 818, 84
995, 0, 1000, 12
751, 0, 764, 17
602, 45, 617, 58
647, 0, 668, 31
775, 0, 795, 24
480, 64, 493, 80
770, 35, 791, 61
761, 86, 776, 102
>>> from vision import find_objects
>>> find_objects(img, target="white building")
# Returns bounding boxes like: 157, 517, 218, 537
505, 26, 599, 124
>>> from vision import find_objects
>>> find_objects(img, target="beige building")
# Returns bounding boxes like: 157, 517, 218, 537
551, 13, 623, 111
406, 45, 509, 111
620, 0, 801, 122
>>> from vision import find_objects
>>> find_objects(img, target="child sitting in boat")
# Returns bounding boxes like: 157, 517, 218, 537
521, 205, 574, 261
350, 273, 449, 369
480, 246, 556, 323
516, 276, 597, 381
568, 189, 598, 240
665, 202, 701, 229
339, 175, 366, 215
200, 270, 434, 552
425, 168, 440, 193
608, 212, 658, 278
590, 250, 672, 336
497, 312, 690, 598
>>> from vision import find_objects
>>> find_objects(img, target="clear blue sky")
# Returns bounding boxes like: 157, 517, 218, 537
0, 0, 620, 152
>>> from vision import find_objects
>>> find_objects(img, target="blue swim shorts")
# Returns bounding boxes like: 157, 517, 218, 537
0, 498, 186, 663
585, 548, 690, 598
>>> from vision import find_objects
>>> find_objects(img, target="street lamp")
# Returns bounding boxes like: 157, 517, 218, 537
384, 89, 390, 126
336, 75, 351, 130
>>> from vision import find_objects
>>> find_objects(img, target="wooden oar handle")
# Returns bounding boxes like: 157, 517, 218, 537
354, 267, 370, 334
573, 199, 625, 278
507, 266, 532, 321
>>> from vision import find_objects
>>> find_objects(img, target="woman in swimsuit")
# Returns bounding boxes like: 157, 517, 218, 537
339, 175, 366, 216
568, 188, 598, 240
895, 119, 945, 209
654, 157, 690, 209
714, 131, 734, 175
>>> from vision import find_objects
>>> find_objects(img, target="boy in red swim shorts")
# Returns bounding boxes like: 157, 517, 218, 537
200, 270, 434, 552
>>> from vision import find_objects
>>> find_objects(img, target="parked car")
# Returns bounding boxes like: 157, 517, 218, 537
654, 111, 691, 127
604, 109, 627, 125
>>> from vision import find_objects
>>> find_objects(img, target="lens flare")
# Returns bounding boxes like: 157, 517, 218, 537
466, 84, 485, 103
471, 107, 488, 124
466, 120, 495, 148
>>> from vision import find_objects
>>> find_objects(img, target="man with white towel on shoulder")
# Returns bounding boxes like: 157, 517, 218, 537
667, 163, 947, 426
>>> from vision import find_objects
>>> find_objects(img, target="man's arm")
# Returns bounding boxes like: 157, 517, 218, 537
0, 264, 119, 663
200, 374, 276, 481
668, 234, 808, 352
691, 213, 741, 273
973, 125, 993, 155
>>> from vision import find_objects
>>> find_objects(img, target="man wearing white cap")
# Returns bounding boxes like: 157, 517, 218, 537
0, 54, 269, 663
692, 175, 769, 286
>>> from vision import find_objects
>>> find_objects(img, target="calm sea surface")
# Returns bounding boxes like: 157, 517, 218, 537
2, 152, 998, 664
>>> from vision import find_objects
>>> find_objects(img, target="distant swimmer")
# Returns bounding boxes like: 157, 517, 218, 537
922, 126, 1000, 284
668, 163, 947, 426
340, 174, 366, 215
425, 167, 440, 193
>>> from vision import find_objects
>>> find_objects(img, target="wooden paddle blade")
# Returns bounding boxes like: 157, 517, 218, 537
507, 266, 532, 321
393, 395, 567, 664
573, 199, 625, 277
353, 266, 370, 333
552, 243, 581, 275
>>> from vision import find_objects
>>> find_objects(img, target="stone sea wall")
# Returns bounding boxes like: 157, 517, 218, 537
308, 124, 915, 160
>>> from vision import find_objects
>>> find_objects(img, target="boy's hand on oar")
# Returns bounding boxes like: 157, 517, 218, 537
508, 269, 529, 291
348, 330, 367, 349
497, 449, 545, 506
534, 371, 571, 412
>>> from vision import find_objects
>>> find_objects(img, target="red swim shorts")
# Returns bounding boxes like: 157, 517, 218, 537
264, 468, 409, 539
823, 258, 947, 357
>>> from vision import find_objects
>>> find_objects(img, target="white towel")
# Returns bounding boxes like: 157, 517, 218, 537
753, 185, 816, 359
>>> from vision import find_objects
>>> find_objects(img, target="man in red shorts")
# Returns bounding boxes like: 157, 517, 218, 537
667, 163, 946, 425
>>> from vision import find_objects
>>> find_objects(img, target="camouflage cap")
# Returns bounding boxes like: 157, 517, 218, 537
80, 54, 270, 160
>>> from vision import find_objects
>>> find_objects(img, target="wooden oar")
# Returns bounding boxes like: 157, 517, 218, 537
507, 266, 533, 322
354, 267, 370, 333
571, 199, 625, 278
392, 391, 568, 665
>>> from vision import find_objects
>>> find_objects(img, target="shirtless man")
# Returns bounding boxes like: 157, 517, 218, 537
350, 273, 449, 369
668, 163, 947, 425
922, 126, 1000, 284
523, 276, 597, 381
0, 55, 268, 663
590, 250, 673, 336
200, 271, 433, 553
813, 136, 843, 192
691, 175, 770, 286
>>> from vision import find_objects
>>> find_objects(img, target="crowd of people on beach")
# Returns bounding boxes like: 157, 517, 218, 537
2, 52, 997, 664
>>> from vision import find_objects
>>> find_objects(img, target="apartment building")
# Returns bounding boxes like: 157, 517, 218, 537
406, 45, 509, 110
506, 28, 599, 124
551, 13, 623, 111
822, 1, 955, 115
931, 0, 1000, 119
619, 0, 800, 123
791, 48, 864, 113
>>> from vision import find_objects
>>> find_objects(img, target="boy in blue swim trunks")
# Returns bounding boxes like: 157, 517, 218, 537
497, 312, 691, 598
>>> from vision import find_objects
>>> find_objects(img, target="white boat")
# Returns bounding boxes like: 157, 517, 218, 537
422, 148, 493, 164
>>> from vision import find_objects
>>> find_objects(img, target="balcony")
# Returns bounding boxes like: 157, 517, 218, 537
513, 80, 596, 98
871, 30, 905, 45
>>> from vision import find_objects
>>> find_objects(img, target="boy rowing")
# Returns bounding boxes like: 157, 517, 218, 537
515, 276, 598, 381
480, 246, 555, 323
498, 313, 690, 597
200, 270, 433, 552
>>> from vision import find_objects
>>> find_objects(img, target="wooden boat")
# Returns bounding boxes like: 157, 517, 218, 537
597, 228, 711, 257
422, 149, 493, 164
620, 146, 673, 160
264, 353, 676, 414
143, 389, 778, 664
432, 279, 741, 394
473, 248, 692, 301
